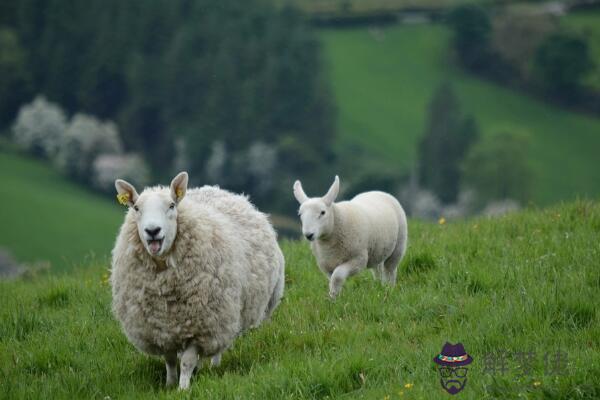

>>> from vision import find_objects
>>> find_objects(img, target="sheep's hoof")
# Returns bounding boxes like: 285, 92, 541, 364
178, 382, 190, 391
166, 377, 177, 387
210, 354, 222, 367
328, 290, 339, 300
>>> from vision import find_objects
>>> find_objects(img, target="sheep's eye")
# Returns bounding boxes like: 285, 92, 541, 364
320, 210, 326, 216
169, 203, 175, 210
133, 205, 139, 212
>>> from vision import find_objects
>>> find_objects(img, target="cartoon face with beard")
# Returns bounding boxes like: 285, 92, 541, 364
439, 366, 469, 394
433, 342, 473, 395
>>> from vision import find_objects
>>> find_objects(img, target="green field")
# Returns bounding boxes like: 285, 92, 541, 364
320, 24, 600, 205
1, 201, 598, 399
0, 149, 122, 271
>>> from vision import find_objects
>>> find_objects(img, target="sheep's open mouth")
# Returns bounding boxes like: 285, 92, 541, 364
147, 239, 163, 254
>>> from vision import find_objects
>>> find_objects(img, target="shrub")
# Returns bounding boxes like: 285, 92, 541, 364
11, 96, 67, 158
462, 132, 533, 206
92, 153, 150, 192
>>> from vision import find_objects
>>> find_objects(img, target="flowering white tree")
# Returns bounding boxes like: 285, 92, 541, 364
12, 96, 67, 158
92, 153, 150, 192
56, 113, 122, 181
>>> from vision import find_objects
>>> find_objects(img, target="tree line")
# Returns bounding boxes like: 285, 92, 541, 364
0, 0, 336, 213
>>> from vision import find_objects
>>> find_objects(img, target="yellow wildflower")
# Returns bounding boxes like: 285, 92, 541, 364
533, 381, 541, 387
438, 217, 446, 225
404, 383, 414, 389
384, 396, 390, 400
398, 390, 404, 396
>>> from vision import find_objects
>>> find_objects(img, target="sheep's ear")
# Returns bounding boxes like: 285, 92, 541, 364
115, 179, 139, 207
293, 180, 309, 204
170, 171, 188, 203
322, 175, 339, 206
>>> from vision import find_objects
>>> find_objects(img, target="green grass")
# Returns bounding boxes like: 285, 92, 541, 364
320, 24, 600, 205
1, 201, 599, 399
0, 149, 123, 271
563, 9, 600, 90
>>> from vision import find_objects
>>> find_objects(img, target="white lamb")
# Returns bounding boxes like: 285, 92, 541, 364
111, 172, 285, 390
293, 175, 407, 299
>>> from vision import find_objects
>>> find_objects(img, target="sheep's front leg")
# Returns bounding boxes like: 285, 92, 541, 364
179, 345, 198, 390
329, 257, 366, 300
165, 352, 178, 387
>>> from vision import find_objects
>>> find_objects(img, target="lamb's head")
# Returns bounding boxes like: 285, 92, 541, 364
293, 175, 339, 241
115, 172, 188, 257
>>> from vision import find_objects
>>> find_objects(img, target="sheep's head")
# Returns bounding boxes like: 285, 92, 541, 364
293, 175, 339, 241
115, 172, 188, 258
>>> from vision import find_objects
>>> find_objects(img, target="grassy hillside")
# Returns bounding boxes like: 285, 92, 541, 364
320, 24, 600, 205
0, 149, 123, 271
1, 201, 598, 399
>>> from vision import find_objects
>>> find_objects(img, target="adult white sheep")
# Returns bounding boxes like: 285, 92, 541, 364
111, 172, 285, 390
293, 175, 407, 299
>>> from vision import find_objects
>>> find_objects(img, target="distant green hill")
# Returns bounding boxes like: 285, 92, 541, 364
321, 24, 600, 205
0, 149, 122, 271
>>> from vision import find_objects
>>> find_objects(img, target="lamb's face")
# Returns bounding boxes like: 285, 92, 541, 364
115, 172, 189, 259
293, 175, 339, 242
133, 191, 178, 257
298, 199, 334, 241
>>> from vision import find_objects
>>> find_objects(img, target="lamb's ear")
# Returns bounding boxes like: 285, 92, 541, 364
322, 175, 339, 206
170, 171, 188, 203
293, 180, 309, 204
115, 179, 139, 207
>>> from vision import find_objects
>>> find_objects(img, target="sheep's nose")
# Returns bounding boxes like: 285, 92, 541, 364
305, 233, 314, 241
145, 227, 161, 238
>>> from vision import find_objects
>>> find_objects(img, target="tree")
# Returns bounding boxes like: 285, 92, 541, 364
0, 28, 31, 129
462, 132, 532, 205
12, 96, 67, 158
534, 31, 594, 100
447, 5, 492, 73
418, 83, 480, 203
491, 12, 556, 79
56, 114, 122, 182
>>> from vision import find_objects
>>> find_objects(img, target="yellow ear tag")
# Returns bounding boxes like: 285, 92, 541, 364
117, 193, 130, 206
176, 188, 184, 199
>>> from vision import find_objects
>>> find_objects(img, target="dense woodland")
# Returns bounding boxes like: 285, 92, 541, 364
0, 0, 336, 213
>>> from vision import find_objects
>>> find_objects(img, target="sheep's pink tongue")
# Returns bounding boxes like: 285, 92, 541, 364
149, 241, 161, 253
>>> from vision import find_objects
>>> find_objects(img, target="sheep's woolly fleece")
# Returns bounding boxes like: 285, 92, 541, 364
111, 185, 285, 358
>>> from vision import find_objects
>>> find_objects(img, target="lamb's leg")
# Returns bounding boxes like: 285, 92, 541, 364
371, 263, 384, 281
210, 353, 222, 367
383, 234, 407, 286
165, 352, 178, 387
382, 254, 401, 286
179, 345, 198, 390
329, 257, 366, 300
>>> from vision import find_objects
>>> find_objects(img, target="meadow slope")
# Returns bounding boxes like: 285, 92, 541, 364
320, 24, 600, 205
0, 149, 123, 271
1, 201, 598, 399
